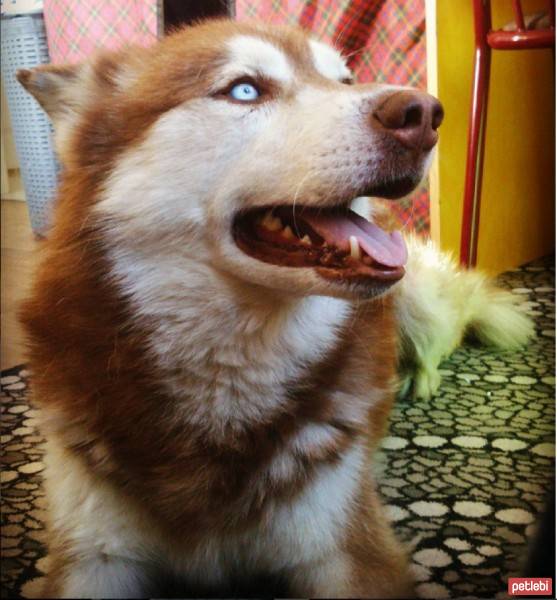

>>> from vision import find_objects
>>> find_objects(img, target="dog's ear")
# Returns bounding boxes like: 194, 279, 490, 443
17, 61, 116, 166
17, 52, 141, 164
17, 64, 85, 126
17, 64, 92, 165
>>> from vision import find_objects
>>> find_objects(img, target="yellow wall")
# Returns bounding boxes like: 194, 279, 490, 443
430, 0, 554, 274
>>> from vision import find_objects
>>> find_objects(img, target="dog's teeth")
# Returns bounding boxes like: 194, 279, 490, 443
262, 210, 283, 231
349, 236, 361, 260
261, 210, 272, 227
301, 235, 311, 245
282, 225, 294, 239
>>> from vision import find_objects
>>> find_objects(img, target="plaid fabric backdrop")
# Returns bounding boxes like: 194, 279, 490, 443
237, 0, 429, 232
43, 0, 160, 65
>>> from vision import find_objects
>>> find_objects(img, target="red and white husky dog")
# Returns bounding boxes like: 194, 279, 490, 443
18, 19, 531, 599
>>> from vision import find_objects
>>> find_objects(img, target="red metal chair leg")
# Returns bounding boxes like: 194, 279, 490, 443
460, 0, 492, 267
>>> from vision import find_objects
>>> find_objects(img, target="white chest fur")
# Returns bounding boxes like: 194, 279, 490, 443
104, 245, 352, 436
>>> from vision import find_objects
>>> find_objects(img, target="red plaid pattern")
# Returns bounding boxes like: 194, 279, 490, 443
237, 0, 429, 233
43, 0, 159, 65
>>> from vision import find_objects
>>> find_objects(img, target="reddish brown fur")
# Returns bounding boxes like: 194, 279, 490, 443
23, 255, 397, 537
19, 19, 411, 597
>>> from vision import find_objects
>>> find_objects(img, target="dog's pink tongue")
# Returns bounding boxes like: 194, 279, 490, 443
303, 209, 407, 268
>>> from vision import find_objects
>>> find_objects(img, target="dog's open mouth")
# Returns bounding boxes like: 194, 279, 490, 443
234, 205, 407, 284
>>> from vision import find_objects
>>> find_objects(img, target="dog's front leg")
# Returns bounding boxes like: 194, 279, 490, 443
284, 486, 414, 598
285, 548, 414, 599
284, 551, 354, 598
41, 437, 160, 599
44, 550, 156, 599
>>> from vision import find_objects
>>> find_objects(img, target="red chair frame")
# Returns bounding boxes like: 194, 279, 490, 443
460, 0, 555, 267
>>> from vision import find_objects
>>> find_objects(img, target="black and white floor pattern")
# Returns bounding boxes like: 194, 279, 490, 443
378, 257, 555, 598
1, 258, 554, 599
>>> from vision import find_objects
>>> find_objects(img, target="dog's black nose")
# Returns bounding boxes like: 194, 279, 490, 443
373, 91, 444, 152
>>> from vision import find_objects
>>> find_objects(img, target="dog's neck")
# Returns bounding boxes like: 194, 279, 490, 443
107, 246, 351, 435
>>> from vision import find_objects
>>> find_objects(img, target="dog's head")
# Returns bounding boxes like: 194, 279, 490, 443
19, 19, 442, 300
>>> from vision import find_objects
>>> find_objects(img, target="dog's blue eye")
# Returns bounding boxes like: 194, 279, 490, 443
229, 83, 260, 101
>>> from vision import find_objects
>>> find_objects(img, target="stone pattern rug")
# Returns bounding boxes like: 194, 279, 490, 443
1, 367, 47, 599
1, 258, 554, 599
378, 257, 555, 598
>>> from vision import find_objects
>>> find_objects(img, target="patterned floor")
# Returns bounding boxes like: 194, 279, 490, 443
1, 367, 46, 599
378, 257, 555, 598
1, 258, 554, 599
